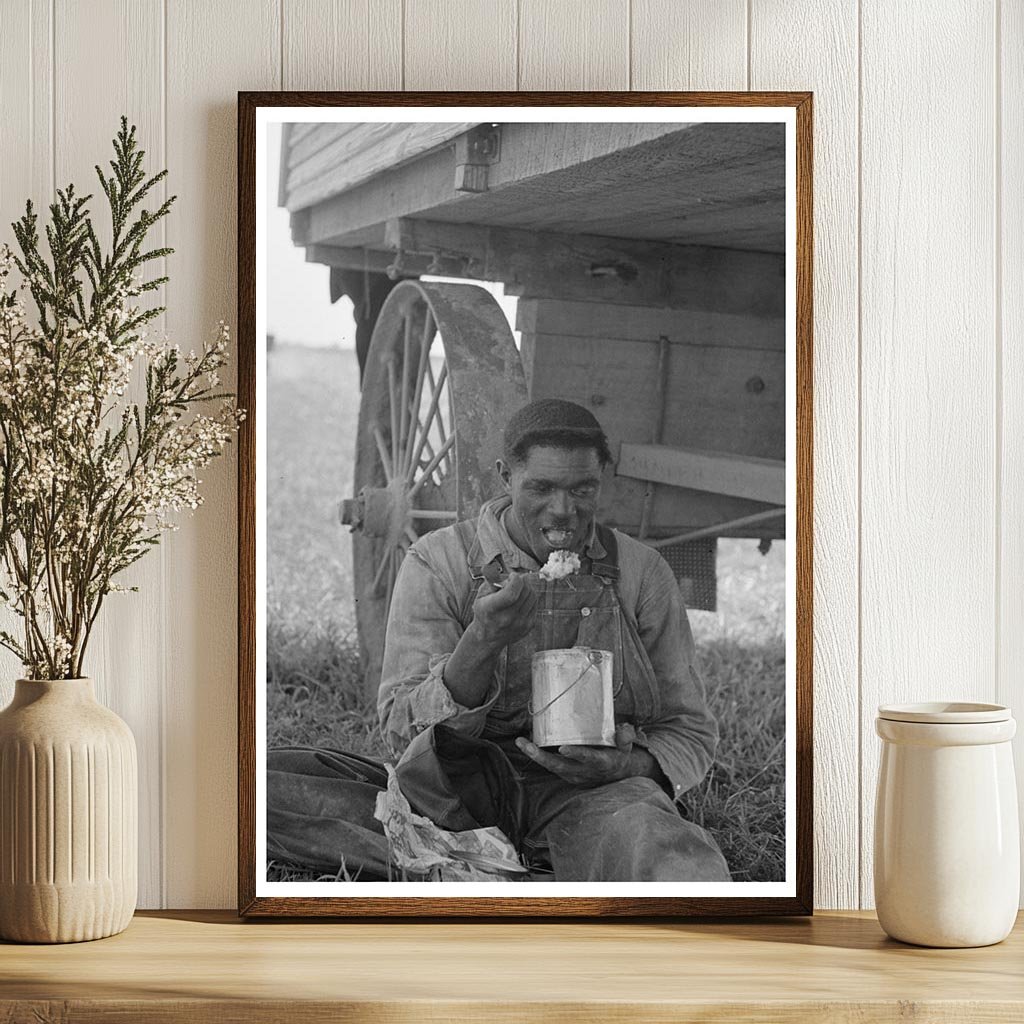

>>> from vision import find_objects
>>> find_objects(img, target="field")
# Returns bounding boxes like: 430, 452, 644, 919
267, 344, 786, 883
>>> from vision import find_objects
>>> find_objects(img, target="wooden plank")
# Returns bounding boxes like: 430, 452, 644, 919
476, 122, 700, 196
386, 218, 786, 315
600, 478, 786, 540
1000, 0, 1024, 905
419, 122, 785, 249
527, 326, 785, 537
287, 123, 362, 168
617, 445, 786, 506
284, 0, 402, 91
516, 299, 784, 351
53, 0, 165, 910
519, 0, 629, 89
297, 121, 693, 226
859, 1, 997, 909
404, 0, 516, 90
527, 333, 786, 460
751, 0, 860, 910
5, 910, 1024, 1018
0, 0, 51, 222
302, 121, 785, 253
287, 122, 479, 211
164, 0, 279, 909
631, 0, 747, 90
305, 243, 464, 277
0, 1, 52, 694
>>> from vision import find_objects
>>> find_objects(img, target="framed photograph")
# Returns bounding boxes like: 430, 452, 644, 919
238, 92, 812, 916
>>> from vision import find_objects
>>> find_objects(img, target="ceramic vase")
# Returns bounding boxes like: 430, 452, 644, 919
874, 702, 1019, 948
0, 678, 137, 943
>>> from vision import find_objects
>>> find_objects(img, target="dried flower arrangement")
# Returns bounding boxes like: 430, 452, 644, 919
0, 118, 243, 680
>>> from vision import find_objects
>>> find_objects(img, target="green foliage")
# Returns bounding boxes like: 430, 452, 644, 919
0, 118, 241, 679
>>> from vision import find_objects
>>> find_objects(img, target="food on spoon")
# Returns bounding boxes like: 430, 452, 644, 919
539, 549, 581, 580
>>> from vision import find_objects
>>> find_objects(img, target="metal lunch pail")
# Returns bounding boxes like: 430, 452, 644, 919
530, 647, 616, 748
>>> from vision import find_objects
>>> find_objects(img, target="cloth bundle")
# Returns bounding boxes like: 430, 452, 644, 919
266, 724, 530, 882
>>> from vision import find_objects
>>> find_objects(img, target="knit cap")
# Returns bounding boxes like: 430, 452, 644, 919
502, 398, 609, 461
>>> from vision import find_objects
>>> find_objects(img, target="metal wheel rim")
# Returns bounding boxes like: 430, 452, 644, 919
350, 280, 528, 693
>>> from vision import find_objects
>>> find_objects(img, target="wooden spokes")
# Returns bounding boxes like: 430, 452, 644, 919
385, 309, 456, 500
349, 280, 529, 695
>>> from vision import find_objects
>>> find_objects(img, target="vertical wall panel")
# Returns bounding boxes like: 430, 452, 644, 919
0, 3, 52, 695
860, 1, 998, 908
284, 0, 402, 90
1, 0, 1019, 913
631, 0, 746, 91
404, 0, 516, 90
53, 0, 166, 909
519, 0, 628, 90
751, 1, 860, 910
165, 0, 279, 908
0, 0, 52, 236
1000, 0, 1024, 901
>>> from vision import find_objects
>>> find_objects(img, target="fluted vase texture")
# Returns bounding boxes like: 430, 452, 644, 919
0, 678, 137, 943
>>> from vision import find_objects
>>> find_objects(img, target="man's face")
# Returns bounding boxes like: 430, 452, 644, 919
497, 445, 604, 562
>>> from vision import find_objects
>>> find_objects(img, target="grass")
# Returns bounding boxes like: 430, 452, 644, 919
684, 543, 786, 881
267, 345, 786, 884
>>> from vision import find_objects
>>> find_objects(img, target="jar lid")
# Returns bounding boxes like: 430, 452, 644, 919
877, 701, 1011, 724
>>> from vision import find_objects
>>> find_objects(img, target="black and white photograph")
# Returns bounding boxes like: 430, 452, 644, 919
241, 97, 811, 915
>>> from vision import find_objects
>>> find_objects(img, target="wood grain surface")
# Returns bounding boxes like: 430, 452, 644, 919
1, 911, 1023, 1023
1000, 0, 1024, 904
0, 13, 47, 683
519, 0, 629, 91
750, 0, 860, 912
858, 1, 998, 910
164, 0, 279, 909
405, 0, 517, 91
52, 0, 167, 910
631, 0, 747, 92
283, 0, 401, 92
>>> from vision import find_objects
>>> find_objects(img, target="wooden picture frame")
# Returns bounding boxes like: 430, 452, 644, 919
238, 91, 813, 917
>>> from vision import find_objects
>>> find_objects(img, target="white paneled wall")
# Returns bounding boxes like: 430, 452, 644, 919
751, 0, 860, 912
0, 0, 1018, 910
1004, 0, 1024, 904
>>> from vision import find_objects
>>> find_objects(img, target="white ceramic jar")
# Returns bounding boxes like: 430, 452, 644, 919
874, 702, 1019, 947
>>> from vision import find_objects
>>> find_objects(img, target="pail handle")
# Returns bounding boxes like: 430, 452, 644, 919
528, 650, 603, 718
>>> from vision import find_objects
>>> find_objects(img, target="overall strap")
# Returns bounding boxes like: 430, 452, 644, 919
465, 519, 506, 586
471, 556, 507, 586
590, 523, 620, 582
462, 517, 504, 624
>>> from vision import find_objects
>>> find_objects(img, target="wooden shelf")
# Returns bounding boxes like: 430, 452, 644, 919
2, 910, 1022, 1022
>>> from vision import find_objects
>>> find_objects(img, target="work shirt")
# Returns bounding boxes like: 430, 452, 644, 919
378, 496, 719, 801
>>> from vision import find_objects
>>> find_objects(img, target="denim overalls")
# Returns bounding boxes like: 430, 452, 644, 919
458, 522, 731, 881
466, 522, 661, 745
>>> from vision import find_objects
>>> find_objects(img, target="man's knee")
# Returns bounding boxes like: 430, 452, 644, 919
546, 777, 731, 881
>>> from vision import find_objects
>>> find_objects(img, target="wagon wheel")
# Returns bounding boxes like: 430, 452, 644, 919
340, 280, 529, 696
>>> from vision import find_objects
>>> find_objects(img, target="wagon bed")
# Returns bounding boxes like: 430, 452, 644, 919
278, 119, 787, 687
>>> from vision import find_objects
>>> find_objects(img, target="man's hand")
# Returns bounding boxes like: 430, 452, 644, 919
468, 573, 538, 650
515, 723, 647, 787
442, 574, 538, 708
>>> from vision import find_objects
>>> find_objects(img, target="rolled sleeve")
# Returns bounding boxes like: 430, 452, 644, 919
377, 539, 500, 758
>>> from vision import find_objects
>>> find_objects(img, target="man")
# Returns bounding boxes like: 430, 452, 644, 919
379, 398, 730, 882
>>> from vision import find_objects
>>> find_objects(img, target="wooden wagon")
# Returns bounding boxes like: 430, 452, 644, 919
278, 120, 787, 691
